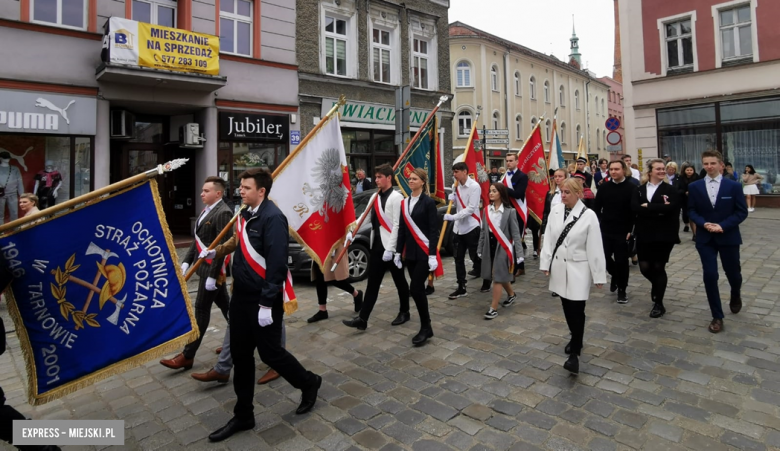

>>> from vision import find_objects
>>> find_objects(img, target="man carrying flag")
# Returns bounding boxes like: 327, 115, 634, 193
516, 120, 551, 262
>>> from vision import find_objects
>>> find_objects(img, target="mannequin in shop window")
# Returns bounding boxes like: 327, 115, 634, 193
0, 152, 23, 223
33, 160, 63, 210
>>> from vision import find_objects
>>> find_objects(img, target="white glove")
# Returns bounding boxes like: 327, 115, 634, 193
257, 307, 273, 327
477, 251, 482, 259
180, 263, 189, 275
444, 214, 455, 222
382, 250, 393, 262
448, 193, 456, 202
428, 256, 438, 272
393, 253, 402, 269
344, 231, 354, 247
205, 277, 217, 291
516, 256, 524, 264
199, 248, 216, 260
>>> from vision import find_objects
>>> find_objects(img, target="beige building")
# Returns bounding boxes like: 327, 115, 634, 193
449, 22, 610, 169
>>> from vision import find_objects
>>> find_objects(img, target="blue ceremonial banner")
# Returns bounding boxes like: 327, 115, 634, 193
0, 180, 197, 405
393, 115, 445, 203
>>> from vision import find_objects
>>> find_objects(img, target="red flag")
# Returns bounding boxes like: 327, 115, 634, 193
462, 124, 490, 209
516, 124, 548, 224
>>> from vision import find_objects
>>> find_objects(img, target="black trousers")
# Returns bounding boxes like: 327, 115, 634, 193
183, 276, 229, 360
527, 219, 541, 252
230, 297, 316, 421
454, 227, 481, 285
638, 242, 675, 305
560, 298, 586, 355
359, 239, 410, 321
313, 264, 355, 305
602, 234, 630, 290
696, 242, 741, 320
405, 259, 432, 326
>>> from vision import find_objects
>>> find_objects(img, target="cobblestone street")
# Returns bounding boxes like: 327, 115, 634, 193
2, 210, 780, 451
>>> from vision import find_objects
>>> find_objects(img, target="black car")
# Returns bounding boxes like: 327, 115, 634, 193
288, 187, 455, 283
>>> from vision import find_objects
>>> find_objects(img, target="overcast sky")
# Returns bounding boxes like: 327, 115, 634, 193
448, 0, 616, 79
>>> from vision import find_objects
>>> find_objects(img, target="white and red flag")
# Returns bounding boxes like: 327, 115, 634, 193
516, 121, 548, 224
271, 114, 356, 272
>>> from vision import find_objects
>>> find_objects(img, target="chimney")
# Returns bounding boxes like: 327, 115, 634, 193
613, 0, 623, 83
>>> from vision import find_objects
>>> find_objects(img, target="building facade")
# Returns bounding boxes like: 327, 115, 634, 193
619, 0, 780, 193
0, 0, 297, 233
296, 0, 453, 182
449, 22, 610, 170
598, 76, 625, 158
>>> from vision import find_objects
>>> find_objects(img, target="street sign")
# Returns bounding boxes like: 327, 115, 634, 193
290, 130, 301, 146
485, 138, 510, 144
605, 117, 620, 131
606, 145, 622, 152
484, 129, 509, 136
606, 131, 622, 146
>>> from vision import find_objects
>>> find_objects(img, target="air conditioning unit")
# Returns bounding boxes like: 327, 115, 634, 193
180, 123, 205, 148
110, 110, 135, 139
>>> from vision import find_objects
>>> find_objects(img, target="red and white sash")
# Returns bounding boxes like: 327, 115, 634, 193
502, 174, 528, 232
373, 192, 393, 233
455, 184, 481, 224
194, 233, 229, 277
400, 198, 444, 278
236, 216, 297, 311
485, 208, 514, 272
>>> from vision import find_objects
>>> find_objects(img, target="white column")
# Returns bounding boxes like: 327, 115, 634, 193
93, 99, 110, 189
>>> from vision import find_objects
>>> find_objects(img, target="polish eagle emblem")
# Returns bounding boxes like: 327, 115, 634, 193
527, 157, 548, 184
475, 162, 489, 184
309, 147, 350, 222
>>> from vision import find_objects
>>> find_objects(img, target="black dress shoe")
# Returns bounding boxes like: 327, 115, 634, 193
412, 327, 434, 346
307, 310, 329, 323
342, 317, 367, 330
296, 375, 322, 414
354, 290, 364, 312
425, 285, 435, 295
565, 342, 571, 355
610, 280, 617, 293
730, 295, 742, 314
480, 280, 492, 293
649, 303, 666, 318
391, 312, 410, 326
563, 355, 579, 375
468, 268, 480, 278
209, 417, 255, 442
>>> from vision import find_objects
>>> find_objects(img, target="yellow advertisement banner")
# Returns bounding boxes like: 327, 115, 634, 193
137, 23, 219, 76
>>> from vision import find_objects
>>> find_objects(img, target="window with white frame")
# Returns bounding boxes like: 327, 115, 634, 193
602, 99, 605, 115
515, 114, 522, 140
596, 128, 601, 149
560, 123, 567, 144
514, 72, 521, 96
458, 111, 472, 136
324, 15, 349, 76
531, 117, 538, 129
412, 37, 430, 89
545, 120, 551, 142
491, 65, 499, 92
544, 81, 550, 103
576, 124, 581, 143
220, 0, 252, 56
133, 0, 176, 27
32, 0, 86, 29
372, 28, 392, 83
575, 90, 580, 110
559, 86, 565, 106
456, 61, 471, 87
719, 4, 752, 60
492, 112, 500, 130
529, 76, 536, 99
595, 96, 599, 116
665, 18, 694, 69
603, 130, 607, 148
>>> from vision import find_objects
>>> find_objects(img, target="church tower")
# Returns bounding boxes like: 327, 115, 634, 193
568, 17, 582, 68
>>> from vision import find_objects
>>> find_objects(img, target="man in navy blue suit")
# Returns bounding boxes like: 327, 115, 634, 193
502, 153, 529, 275
688, 150, 748, 333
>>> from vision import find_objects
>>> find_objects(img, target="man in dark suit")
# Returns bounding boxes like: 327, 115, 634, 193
354, 169, 372, 194
161, 176, 233, 372
575, 157, 593, 187
688, 150, 748, 333
502, 152, 528, 275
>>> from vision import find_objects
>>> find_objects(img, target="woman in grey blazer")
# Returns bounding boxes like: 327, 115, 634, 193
478, 183, 524, 319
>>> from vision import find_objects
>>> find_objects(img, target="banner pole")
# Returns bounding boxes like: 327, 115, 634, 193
0, 159, 189, 236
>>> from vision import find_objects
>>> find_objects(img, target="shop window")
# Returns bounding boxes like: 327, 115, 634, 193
719, 5, 753, 61
132, 0, 176, 27
456, 61, 471, 87
372, 28, 392, 84
32, 0, 87, 30
324, 15, 349, 76
220, 0, 252, 56
665, 18, 694, 70
218, 141, 289, 202
412, 37, 430, 90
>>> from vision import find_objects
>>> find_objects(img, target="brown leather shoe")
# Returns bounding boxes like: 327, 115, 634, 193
730, 296, 742, 314
160, 353, 194, 370
515, 269, 525, 276
215, 347, 223, 354
192, 368, 229, 383
257, 369, 280, 385
708, 318, 724, 334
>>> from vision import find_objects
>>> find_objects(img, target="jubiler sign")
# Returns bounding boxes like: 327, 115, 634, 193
219, 112, 289, 142
104, 17, 219, 76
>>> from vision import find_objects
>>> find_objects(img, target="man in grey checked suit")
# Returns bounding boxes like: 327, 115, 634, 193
160, 176, 233, 373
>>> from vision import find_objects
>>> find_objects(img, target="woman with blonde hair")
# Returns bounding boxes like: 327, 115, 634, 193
18, 193, 40, 217
540, 178, 606, 374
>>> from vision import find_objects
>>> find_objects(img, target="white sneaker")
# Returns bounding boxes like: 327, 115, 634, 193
484, 308, 498, 319
748, 207, 755, 212
502, 294, 517, 307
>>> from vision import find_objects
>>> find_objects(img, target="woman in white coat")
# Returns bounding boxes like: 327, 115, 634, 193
540, 178, 606, 375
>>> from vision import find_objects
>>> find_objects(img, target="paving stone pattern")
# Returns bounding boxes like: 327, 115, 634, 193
2, 210, 780, 450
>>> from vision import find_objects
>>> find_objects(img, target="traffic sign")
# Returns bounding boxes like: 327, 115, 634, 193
484, 129, 509, 136
606, 131, 622, 146
606, 145, 623, 152
484, 138, 510, 144
605, 117, 620, 131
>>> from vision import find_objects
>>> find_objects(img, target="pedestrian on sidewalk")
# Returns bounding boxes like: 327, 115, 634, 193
478, 183, 523, 319
688, 151, 747, 334
540, 178, 606, 375
742, 165, 763, 212
632, 159, 681, 318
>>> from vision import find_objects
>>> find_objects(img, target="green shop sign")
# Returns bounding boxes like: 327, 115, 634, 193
321, 98, 430, 127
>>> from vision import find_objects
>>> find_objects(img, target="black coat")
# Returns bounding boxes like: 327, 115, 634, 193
679, 174, 699, 201
539, 189, 558, 234
397, 194, 438, 262
631, 182, 681, 244
183, 200, 234, 279
504, 170, 528, 226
